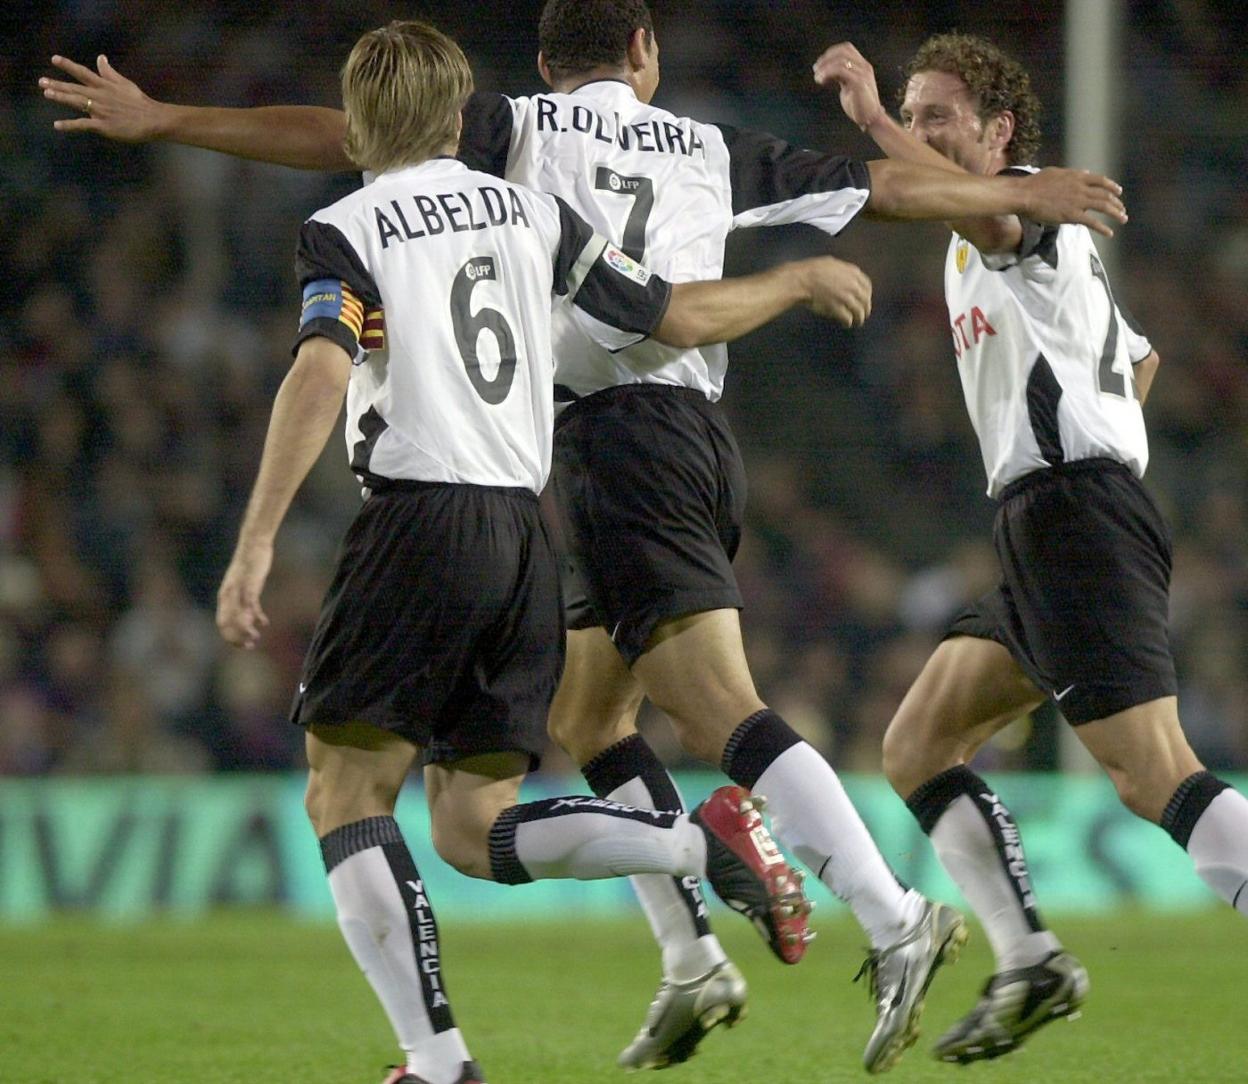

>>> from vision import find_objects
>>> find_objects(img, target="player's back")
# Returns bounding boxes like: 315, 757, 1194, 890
505, 82, 735, 399
300, 158, 566, 493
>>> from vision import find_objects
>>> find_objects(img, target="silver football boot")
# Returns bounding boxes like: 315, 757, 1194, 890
932, 950, 1089, 1064
857, 900, 969, 1074
617, 960, 749, 1071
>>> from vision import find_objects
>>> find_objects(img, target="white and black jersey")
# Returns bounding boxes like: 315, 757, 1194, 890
944, 166, 1153, 498
460, 81, 871, 400
294, 157, 672, 494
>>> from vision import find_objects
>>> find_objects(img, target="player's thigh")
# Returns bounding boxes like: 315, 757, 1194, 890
631, 608, 764, 763
304, 722, 420, 836
1074, 696, 1203, 822
547, 626, 645, 766
883, 635, 1044, 798
424, 752, 530, 878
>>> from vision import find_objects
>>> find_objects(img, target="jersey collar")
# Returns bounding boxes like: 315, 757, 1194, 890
569, 78, 639, 103
378, 157, 469, 182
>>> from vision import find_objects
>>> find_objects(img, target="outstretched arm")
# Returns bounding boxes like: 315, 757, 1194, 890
862, 158, 1125, 246
216, 337, 351, 649
812, 42, 1127, 250
658, 257, 872, 347
553, 198, 874, 361
41, 54, 354, 171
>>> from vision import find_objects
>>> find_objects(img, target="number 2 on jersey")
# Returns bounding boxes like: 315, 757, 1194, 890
594, 167, 655, 262
450, 256, 518, 405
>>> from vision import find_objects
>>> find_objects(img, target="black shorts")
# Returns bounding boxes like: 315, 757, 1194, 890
946, 458, 1177, 724
291, 480, 564, 766
551, 385, 746, 665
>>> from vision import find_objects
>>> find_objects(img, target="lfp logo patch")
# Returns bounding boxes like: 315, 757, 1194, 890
603, 244, 651, 286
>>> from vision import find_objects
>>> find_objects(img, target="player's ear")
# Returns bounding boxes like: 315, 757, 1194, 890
537, 50, 554, 89
988, 110, 1016, 154
626, 27, 650, 71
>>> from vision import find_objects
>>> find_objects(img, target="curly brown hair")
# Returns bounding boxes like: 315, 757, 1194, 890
902, 33, 1042, 165
539, 0, 654, 80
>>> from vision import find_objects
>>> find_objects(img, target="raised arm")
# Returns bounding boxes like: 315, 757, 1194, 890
811, 42, 1127, 250
40, 54, 354, 171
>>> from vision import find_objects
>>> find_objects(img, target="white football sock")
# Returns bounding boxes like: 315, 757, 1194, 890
491, 797, 706, 882
1186, 788, 1248, 914
322, 819, 471, 1084
754, 743, 923, 948
607, 773, 726, 982
929, 793, 1060, 969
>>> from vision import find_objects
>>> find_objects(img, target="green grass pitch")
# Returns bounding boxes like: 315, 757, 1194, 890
3, 908, 1244, 1083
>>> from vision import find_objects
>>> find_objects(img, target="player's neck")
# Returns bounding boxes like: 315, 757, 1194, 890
985, 151, 1011, 176
551, 67, 637, 97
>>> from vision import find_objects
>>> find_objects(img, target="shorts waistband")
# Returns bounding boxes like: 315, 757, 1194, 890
365, 477, 538, 502
555, 382, 715, 424
998, 457, 1131, 503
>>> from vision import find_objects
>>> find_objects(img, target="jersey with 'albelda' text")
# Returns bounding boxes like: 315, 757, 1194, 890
294, 157, 671, 494
944, 167, 1153, 498
458, 81, 872, 401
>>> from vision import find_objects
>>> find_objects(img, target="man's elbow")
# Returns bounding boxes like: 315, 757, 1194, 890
965, 219, 1021, 255
290, 337, 353, 395
652, 312, 701, 349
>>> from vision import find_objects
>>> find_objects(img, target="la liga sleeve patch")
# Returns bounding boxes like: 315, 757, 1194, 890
602, 244, 652, 286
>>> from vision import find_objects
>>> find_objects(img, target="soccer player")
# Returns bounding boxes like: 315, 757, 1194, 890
210, 18, 903, 1084
816, 33, 1248, 1064
42, 5, 1126, 1073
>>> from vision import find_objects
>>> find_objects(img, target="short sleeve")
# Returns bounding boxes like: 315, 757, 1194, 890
1119, 299, 1153, 364
549, 196, 672, 352
293, 219, 383, 359
457, 91, 515, 178
714, 123, 872, 235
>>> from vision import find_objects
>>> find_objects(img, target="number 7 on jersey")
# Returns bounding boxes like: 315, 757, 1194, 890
594, 167, 655, 263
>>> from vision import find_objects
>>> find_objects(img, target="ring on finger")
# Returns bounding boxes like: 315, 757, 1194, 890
84, 97, 93, 113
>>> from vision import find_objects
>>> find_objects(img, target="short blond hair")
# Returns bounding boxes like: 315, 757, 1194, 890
341, 20, 474, 174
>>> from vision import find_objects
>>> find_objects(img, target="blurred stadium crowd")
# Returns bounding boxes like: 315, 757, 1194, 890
1, 1, 1244, 778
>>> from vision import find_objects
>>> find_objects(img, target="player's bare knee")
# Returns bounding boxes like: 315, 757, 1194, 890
666, 715, 727, 768
1108, 769, 1165, 823
429, 812, 490, 879
882, 712, 945, 798
547, 707, 617, 767
881, 720, 919, 796
303, 772, 327, 835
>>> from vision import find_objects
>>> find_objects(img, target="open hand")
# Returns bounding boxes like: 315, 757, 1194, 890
216, 543, 273, 650
802, 257, 873, 328
1022, 168, 1128, 238
811, 43, 883, 131
39, 54, 166, 142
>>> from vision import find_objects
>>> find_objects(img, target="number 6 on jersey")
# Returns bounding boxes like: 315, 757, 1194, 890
451, 255, 519, 405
